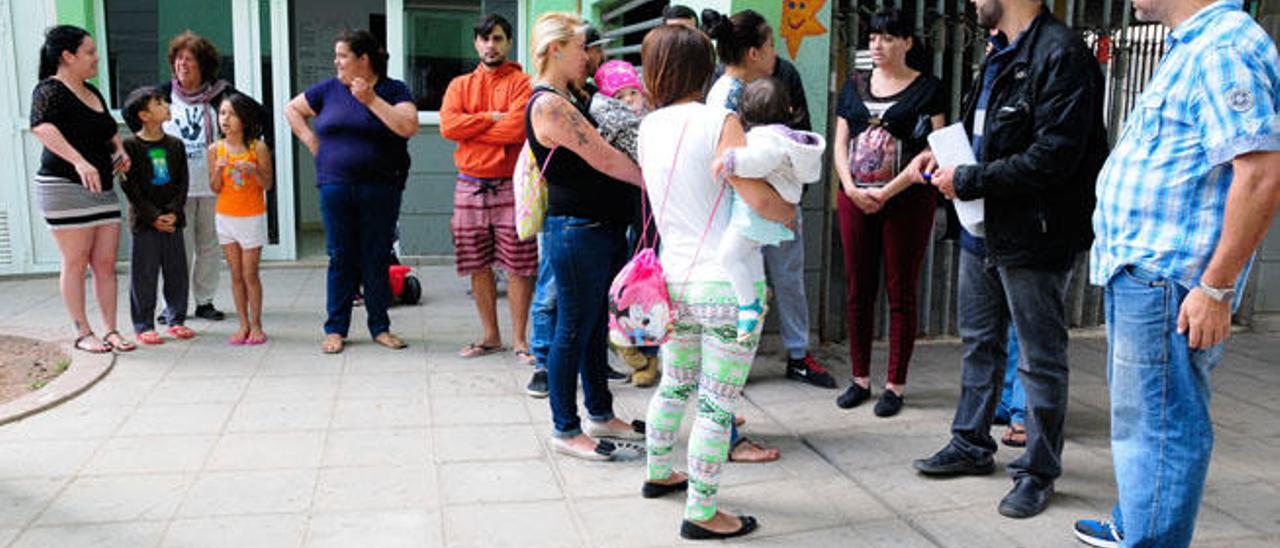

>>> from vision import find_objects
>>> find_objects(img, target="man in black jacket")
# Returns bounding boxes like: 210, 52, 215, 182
911, 0, 1108, 519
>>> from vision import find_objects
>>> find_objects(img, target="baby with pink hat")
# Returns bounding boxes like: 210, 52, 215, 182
589, 60, 648, 161
595, 60, 647, 113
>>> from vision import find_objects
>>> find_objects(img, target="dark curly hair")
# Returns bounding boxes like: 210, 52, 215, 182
167, 31, 221, 84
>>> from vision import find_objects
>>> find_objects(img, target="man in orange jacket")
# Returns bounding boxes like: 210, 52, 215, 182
440, 14, 536, 360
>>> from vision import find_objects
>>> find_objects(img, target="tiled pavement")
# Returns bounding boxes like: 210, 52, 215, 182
0, 265, 1276, 547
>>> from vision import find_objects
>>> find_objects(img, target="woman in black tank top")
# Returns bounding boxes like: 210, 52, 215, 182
525, 13, 645, 462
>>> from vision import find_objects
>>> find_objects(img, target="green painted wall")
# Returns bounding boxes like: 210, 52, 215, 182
55, 0, 94, 27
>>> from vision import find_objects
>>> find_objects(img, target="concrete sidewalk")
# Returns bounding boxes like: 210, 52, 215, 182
0, 266, 1275, 547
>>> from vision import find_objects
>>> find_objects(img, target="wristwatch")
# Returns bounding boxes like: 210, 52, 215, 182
1198, 281, 1236, 303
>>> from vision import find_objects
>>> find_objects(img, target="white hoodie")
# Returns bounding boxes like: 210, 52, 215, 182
726, 124, 827, 204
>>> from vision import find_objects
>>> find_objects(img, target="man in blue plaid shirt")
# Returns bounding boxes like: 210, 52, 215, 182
1073, 1, 1280, 546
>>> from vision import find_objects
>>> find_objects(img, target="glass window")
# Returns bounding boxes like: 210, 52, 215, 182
103, 0, 236, 109
403, 0, 492, 111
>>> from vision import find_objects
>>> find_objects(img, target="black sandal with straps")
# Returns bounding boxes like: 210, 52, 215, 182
73, 332, 110, 354
102, 330, 136, 352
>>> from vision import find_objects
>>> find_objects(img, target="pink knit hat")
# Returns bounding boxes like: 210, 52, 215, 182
595, 60, 644, 99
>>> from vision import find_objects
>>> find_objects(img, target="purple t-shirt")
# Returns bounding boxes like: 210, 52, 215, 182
304, 77, 414, 186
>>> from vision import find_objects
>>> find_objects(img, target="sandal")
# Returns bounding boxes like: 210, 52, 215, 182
138, 331, 164, 345
166, 325, 195, 339
103, 330, 136, 352
728, 437, 780, 463
458, 341, 503, 358
374, 332, 408, 350
73, 332, 111, 354
1002, 423, 1027, 448
513, 348, 536, 366
245, 331, 268, 346
321, 334, 345, 354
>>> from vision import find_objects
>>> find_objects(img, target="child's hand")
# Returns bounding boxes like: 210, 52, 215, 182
214, 154, 229, 172
711, 156, 728, 181
152, 217, 174, 232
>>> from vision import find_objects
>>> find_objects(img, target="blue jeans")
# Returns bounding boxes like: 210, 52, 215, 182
996, 325, 1026, 426
949, 249, 1072, 481
530, 247, 556, 372
319, 183, 401, 338
543, 215, 628, 437
1105, 266, 1222, 547
763, 206, 809, 359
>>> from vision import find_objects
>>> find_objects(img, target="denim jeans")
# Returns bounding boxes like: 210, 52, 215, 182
762, 206, 809, 359
319, 183, 402, 338
529, 246, 556, 373
1105, 266, 1222, 547
996, 325, 1026, 426
950, 249, 1072, 481
543, 215, 628, 437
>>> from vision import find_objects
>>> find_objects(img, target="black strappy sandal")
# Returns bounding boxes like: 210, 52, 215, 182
102, 330, 136, 352
73, 331, 110, 354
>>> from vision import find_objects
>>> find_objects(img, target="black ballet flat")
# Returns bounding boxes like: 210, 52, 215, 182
641, 479, 688, 499
679, 515, 758, 540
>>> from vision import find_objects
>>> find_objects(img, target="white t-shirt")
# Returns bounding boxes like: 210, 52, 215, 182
638, 102, 764, 284
705, 75, 744, 112
163, 91, 214, 198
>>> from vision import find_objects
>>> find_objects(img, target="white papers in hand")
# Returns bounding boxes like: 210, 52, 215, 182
928, 123, 984, 237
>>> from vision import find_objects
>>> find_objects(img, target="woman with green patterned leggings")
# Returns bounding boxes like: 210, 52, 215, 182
634, 25, 796, 541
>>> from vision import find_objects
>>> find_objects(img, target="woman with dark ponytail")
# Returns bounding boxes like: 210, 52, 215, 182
29, 25, 136, 353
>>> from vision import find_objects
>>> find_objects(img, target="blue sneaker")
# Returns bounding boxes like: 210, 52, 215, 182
1073, 519, 1120, 548
736, 299, 765, 342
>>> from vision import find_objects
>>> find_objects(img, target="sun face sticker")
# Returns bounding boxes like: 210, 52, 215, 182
781, 0, 827, 59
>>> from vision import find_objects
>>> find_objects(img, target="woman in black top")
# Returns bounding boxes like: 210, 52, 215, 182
29, 25, 136, 353
833, 9, 945, 415
525, 12, 645, 461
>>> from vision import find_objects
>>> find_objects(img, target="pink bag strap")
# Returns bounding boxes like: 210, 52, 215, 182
641, 119, 729, 304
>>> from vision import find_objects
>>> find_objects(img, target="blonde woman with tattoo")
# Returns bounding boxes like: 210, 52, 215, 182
525, 12, 646, 461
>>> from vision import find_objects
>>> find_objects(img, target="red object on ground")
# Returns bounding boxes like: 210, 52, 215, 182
389, 264, 411, 296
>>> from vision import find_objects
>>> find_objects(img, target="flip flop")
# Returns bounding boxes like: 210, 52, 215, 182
374, 332, 408, 350
138, 331, 164, 345
73, 332, 111, 354
1002, 423, 1027, 448
321, 335, 345, 354
103, 330, 136, 352
459, 342, 504, 358
513, 348, 536, 366
245, 332, 268, 346
228, 333, 248, 346
728, 437, 780, 463
166, 325, 196, 339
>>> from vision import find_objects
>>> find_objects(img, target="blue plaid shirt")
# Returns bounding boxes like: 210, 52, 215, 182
1090, 0, 1280, 296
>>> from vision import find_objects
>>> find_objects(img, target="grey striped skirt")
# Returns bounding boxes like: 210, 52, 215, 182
34, 175, 122, 229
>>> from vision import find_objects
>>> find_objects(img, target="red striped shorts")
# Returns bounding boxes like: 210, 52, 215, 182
450, 176, 538, 277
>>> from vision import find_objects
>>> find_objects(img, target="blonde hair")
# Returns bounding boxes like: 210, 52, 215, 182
530, 12, 584, 76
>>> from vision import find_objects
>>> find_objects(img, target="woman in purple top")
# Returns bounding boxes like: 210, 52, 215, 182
285, 29, 418, 354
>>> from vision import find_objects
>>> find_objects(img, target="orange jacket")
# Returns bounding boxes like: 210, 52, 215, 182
439, 61, 532, 179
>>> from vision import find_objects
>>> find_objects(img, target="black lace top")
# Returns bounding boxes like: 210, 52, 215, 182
30, 79, 119, 191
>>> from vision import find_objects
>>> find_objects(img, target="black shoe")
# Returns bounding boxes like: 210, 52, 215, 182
874, 390, 904, 417
998, 476, 1054, 518
194, 304, 226, 321
641, 479, 688, 499
785, 354, 837, 389
680, 515, 758, 540
836, 383, 871, 409
913, 444, 995, 476
606, 367, 630, 384
526, 370, 549, 398
157, 314, 168, 326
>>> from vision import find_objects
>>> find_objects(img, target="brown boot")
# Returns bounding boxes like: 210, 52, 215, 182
616, 344, 648, 372
632, 354, 661, 387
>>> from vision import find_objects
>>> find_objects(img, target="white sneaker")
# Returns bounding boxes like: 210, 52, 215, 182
583, 419, 645, 441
